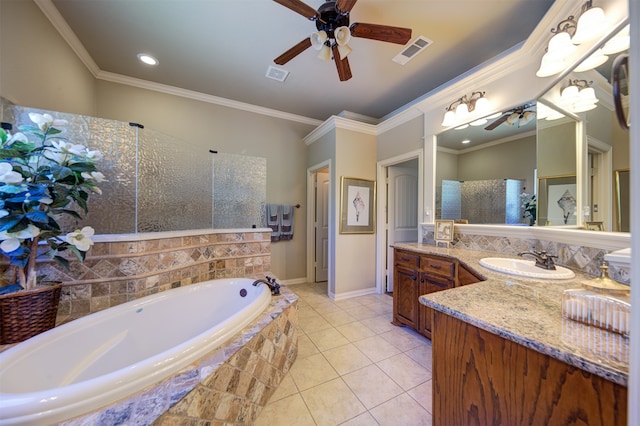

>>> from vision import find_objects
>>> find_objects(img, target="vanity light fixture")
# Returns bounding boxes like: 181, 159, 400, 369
571, 1, 608, 45
536, 1, 610, 78
560, 79, 599, 112
137, 53, 159, 66
441, 91, 490, 128
602, 25, 630, 55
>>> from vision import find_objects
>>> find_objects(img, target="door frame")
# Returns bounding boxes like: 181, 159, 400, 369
376, 149, 424, 294
306, 159, 333, 292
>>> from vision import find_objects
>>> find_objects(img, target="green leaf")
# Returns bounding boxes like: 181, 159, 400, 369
53, 255, 70, 271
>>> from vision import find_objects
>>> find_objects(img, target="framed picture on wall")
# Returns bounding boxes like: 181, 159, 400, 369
538, 175, 577, 226
585, 221, 604, 231
340, 177, 376, 234
435, 220, 454, 242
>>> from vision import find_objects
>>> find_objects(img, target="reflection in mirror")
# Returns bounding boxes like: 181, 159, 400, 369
535, 99, 578, 227
573, 24, 630, 232
435, 104, 537, 225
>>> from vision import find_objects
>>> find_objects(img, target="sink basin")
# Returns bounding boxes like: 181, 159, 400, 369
479, 257, 575, 279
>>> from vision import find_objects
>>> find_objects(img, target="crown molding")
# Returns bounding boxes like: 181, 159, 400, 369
377, 107, 423, 135
303, 115, 377, 145
97, 72, 322, 127
34, 0, 100, 76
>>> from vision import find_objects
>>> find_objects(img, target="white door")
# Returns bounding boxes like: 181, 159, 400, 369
315, 171, 329, 282
386, 163, 419, 292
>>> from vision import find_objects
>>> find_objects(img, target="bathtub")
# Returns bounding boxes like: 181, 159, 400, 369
0, 278, 272, 426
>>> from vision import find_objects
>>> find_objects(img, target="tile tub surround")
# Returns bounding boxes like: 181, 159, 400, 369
394, 243, 629, 387
60, 286, 298, 426
0, 229, 273, 325
420, 224, 631, 283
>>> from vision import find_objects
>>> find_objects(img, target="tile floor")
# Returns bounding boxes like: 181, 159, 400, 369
255, 282, 433, 426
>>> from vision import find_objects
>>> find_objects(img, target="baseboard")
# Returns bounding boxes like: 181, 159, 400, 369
279, 277, 308, 285
329, 287, 378, 301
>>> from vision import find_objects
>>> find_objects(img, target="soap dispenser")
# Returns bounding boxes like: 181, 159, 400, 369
561, 260, 630, 336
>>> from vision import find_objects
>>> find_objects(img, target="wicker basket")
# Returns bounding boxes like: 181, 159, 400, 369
0, 284, 62, 344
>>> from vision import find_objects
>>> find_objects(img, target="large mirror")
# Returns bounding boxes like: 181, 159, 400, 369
435, 23, 630, 232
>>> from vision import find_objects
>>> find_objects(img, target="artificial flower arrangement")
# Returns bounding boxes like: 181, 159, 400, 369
520, 192, 537, 226
0, 113, 105, 293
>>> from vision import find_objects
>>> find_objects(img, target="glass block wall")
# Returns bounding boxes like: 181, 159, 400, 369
1, 99, 265, 233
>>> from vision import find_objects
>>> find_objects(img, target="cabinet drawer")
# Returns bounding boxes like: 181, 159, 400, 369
422, 256, 455, 278
395, 250, 420, 269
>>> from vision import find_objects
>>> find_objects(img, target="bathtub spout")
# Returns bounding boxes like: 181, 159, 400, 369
252, 276, 280, 295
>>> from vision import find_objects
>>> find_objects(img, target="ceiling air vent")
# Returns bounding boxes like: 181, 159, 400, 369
265, 66, 289, 82
392, 36, 433, 65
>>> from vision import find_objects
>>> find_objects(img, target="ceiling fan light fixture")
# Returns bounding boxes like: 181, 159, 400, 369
335, 26, 351, 45
311, 31, 328, 50
317, 43, 331, 61
506, 112, 520, 126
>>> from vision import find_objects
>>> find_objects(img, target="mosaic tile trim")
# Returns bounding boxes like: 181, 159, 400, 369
0, 231, 273, 324
421, 228, 629, 284
60, 287, 298, 426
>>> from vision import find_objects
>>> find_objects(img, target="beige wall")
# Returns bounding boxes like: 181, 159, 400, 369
0, 0, 97, 116
0, 1, 315, 281
457, 135, 537, 193
335, 127, 377, 296
377, 114, 424, 161
537, 120, 577, 178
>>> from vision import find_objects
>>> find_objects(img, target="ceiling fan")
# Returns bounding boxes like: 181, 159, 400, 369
484, 104, 536, 130
273, 0, 412, 81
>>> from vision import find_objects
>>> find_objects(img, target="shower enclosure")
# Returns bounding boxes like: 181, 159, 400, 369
1, 99, 266, 234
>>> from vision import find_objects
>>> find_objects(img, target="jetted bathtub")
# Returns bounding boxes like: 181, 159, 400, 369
0, 278, 272, 425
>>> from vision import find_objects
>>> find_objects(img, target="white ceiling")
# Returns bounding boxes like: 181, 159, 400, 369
48, 0, 555, 122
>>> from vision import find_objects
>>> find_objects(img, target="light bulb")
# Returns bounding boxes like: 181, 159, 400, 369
574, 49, 608, 72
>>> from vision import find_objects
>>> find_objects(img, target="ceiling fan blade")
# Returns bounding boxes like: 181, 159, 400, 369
332, 44, 352, 81
273, 0, 318, 20
349, 22, 412, 45
484, 114, 509, 131
337, 0, 358, 13
274, 37, 312, 65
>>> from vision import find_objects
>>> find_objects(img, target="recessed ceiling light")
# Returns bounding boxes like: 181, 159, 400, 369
137, 53, 158, 66
462, 139, 471, 144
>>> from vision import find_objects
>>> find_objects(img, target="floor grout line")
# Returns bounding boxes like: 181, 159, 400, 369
255, 282, 433, 426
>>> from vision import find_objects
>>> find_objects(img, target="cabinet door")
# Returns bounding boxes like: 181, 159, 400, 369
419, 273, 454, 338
393, 266, 419, 328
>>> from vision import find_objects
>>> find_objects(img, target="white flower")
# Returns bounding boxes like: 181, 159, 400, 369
6, 132, 28, 145
0, 225, 42, 253
86, 150, 103, 162
0, 162, 23, 184
0, 237, 20, 253
81, 171, 107, 183
29, 113, 68, 131
66, 226, 95, 251
51, 140, 86, 156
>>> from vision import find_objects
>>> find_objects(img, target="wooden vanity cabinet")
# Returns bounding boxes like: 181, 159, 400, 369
392, 248, 482, 339
432, 312, 628, 426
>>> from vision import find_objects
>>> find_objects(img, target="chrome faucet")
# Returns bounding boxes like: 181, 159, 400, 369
252, 276, 280, 295
518, 250, 557, 270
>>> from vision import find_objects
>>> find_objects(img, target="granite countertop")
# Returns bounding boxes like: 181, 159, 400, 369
393, 243, 629, 387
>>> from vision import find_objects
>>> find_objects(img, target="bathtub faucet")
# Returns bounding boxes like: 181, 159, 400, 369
517, 250, 557, 270
252, 276, 280, 295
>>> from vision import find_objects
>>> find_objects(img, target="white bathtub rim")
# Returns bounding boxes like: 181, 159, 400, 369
0, 278, 272, 426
